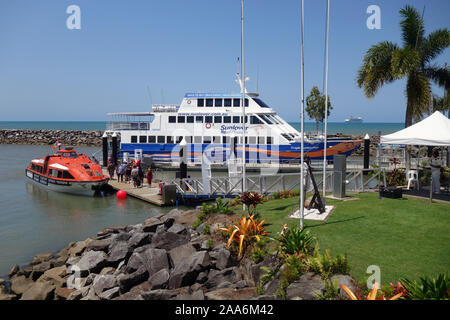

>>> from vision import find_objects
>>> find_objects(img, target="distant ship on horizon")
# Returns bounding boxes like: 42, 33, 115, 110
345, 116, 363, 123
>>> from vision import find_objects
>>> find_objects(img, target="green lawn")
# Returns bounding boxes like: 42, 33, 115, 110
254, 193, 450, 285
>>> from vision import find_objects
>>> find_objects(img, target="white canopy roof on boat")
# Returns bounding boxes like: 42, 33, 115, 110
380, 111, 450, 146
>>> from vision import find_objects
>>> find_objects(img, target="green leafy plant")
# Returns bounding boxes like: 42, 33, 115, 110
249, 239, 270, 264
315, 278, 341, 300
272, 191, 281, 199
306, 250, 350, 280
399, 274, 449, 300
201, 224, 211, 235
215, 197, 233, 215
260, 266, 277, 285
278, 226, 316, 255
205, 239, 214, 249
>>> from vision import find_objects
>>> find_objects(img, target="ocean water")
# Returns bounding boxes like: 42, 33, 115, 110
0, 121, 404, 136
0, 144, 180, 276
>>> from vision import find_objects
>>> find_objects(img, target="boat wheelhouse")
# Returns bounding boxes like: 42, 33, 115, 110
105, 90, 362, 164
25, 148, 109, 196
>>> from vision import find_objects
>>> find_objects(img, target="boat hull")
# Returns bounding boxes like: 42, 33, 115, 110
118, 139, 362, 164
26, 169, 108, 196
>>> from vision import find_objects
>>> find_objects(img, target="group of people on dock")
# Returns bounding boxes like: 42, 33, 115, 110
107, 158, 152, 188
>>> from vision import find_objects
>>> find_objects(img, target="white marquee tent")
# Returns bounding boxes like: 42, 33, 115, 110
380, 111, 450, 146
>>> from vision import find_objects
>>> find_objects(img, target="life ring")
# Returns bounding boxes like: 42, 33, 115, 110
187, 99, 191, 104
205, 123, 212, 129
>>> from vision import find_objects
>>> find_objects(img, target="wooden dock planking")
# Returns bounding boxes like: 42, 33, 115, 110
103, 169, 165, 206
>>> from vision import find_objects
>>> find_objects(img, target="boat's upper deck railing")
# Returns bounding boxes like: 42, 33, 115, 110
106, 112, 154, 131
152, 104, 179, 113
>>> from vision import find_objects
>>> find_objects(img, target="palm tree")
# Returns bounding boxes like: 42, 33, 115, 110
357, 5, 450, 127
433, 93, 450, 116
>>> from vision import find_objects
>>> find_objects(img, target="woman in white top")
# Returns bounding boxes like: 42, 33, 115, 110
429, 149, 441, 194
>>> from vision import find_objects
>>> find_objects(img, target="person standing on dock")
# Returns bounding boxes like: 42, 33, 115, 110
125, 164, 132, 184
429, 148, 442, 194
117, 162, 127, 183
131, 165, 139, 188
137, 160, 144, 188
107, 160, 115, 180
146, 168, 153, 187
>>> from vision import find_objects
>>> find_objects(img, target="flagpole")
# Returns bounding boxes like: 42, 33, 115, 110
241, 0, 247, 209
322, 0, 330, 204
299, 0, 305, 230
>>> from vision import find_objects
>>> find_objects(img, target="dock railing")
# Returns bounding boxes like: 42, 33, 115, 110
170, 167, 388, 198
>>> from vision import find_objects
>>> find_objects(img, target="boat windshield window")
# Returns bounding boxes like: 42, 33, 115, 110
281, 133, 293, 141
62, 152, 78, 158
267, 114, 281, 124
253, 98, 270, 108
259, 114, 274, 124
250, 116, 264, 124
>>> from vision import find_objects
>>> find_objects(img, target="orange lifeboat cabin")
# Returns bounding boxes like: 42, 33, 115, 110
25, 147, 109, 196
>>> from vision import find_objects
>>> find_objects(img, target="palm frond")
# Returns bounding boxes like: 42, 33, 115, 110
406, 72, 432, 122
420, 29, 450, 63
423, 65, 450, 90
391, 46, 421, 78
399, 5, 425, 48
356, 41, 399, 98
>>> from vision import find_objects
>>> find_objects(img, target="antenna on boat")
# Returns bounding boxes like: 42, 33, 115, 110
146, 85, 153, 108
322, 0, 331, 205
256, 64, 259, 93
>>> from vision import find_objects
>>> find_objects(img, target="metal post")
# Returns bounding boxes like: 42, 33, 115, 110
299, 0, 305, 230
322, 0, 330, 205
377, 130, 382, 167
111, 132, 118, 166
102, 133, 108, 167
429, 175, 433, 203
363, 134, 370, 175
241, 0, 247, 211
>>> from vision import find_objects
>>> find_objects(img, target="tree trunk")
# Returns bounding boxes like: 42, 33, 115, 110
316, 121, 319, 134
405, 99, 414, 128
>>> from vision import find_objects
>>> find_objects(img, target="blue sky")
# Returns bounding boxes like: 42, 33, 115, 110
0, 0, 448, 122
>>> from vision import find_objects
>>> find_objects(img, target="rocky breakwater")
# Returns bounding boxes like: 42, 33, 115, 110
1, 207, 357, 301
1, 209, 259, 300
350, 134, 380, 157
0, 129, 103, 147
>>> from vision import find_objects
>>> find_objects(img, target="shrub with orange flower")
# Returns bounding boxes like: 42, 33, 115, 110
220, 214, 269, 259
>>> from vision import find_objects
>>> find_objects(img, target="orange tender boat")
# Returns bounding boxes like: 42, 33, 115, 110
25, 147, 109, 196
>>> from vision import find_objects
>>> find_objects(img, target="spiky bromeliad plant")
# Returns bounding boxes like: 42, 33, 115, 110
340, 282, 403, 300
399, 274, 449, 300
357, 5, 450, 127
220, 214, 268, 259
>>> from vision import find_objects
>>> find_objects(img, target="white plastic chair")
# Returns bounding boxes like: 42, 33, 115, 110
407, 170, 419, 190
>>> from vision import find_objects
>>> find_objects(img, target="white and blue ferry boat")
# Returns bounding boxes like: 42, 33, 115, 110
105, 83, 362, 164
